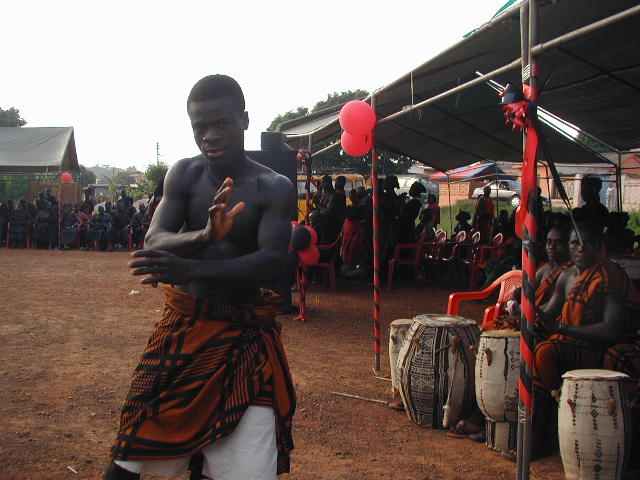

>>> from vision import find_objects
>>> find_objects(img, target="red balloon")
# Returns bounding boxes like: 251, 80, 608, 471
339, 100, 376, 136
60, 172, 72, 183
298, 246, 320, 266
341, 131, 372, 157
306, 226, 318, 245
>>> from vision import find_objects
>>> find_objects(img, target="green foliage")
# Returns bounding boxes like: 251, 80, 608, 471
77, 165, 96, 187
628, 211, 640, 236
0, 107, 27, 127
575, 131, 609, 153
267, 107, 309, 132
145, 162, 169, 187
113, 166, 140, 186
311, 89, 368, 113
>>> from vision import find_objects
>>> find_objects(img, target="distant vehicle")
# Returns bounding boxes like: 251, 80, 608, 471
296, 173, 366, 222
395, 175, 440, 205
472, 180, 550, 207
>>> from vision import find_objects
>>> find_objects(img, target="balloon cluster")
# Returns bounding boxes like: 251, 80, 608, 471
287, 222, 319, 268
339, 100, 376, 157
60, 172, 73, 183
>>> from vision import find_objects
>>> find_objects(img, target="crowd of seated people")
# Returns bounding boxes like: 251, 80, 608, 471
0, 187, 153, 252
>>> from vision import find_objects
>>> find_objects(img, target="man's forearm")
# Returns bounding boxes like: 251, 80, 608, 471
562, 323, 620, 347
192, 250, 285, 286
144, 229, 211, 257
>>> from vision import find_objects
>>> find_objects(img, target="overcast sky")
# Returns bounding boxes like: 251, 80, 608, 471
3, 0, 507, 172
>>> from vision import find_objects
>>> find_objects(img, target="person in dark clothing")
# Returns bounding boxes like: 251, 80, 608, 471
44, 187, 58, 208
8, 202, 31, 248
60, 203, 79, 249
334, 176, 347, 220
473, 186, 494, 228
130, 204, 151, 249
397, 198, 421, 244
572, 175, 609, 226
88, 206, 112, 251
495, 209, 514, 238
111, 201, 131, 251
454, 210, 472, 234
425, 193, 440, 229
604, 211, 635, 255
33, 201, 57, 249
319, 175, 343, 243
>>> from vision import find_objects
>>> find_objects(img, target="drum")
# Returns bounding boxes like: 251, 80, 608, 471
397, 314, 479, 429
486, 420, 517, 455
475, 330, 520, 423
558, 369, 631, 480
389, 319, 414, 398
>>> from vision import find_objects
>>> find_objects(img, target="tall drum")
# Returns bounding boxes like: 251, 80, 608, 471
397, 314, 479, 429
475, 330, 520, 423
389, 319, 413, 399
559, 369, 631, 480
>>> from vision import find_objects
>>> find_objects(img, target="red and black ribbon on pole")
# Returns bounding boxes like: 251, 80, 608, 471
501, 83, 540, 414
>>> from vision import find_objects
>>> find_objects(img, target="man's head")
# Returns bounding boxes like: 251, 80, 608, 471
427, 193, 437, 205
321, 175, 333, 191
187, 75, 248, 170
545, 225, 570, 265
483, 186, 491, 197
580, 176, 602, 204
98, 206, 105, 214
335, 176, 346, 191
499, 209, 509, 222
45, 187, 52, 195
139, 204, 147, 213
570, 222, 604, 271
116, 201, 125, 212
348, 189, 357, 204
385, 175, 399, 191
308, 209, 324, 229
105, 202, 112, 212
409, 182, 426, 199
120, 188, 127, 197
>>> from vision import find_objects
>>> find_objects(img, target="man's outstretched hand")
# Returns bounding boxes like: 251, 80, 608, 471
128, 250, 198, 287
203, 177, 246, 243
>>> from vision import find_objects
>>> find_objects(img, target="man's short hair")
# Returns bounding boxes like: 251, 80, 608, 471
581, 175, 602, 192
574, 221, 604, 244
187, 75, 245, 112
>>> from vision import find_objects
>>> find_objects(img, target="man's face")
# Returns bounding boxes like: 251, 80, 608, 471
484, 187, 491, 197
569, 229, 601, 270
545, 228, 569, 264
188, 97, 248, 169
98, 206, 104, 214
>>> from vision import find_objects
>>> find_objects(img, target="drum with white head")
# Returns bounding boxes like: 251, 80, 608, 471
558, 369, 631, 480
397, 314, 479, 429
389, 319, 413, 399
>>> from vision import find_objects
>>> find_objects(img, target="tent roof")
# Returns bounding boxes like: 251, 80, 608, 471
0, 127, 79, 173
430, 161, 514, 180
281, 0, 640, 172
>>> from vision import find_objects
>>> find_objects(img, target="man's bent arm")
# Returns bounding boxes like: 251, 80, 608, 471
193, 176, 294, 286
562, 294, 626, 346
143, 159, 210, 257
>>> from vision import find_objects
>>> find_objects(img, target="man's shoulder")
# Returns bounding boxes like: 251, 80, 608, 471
245, 157, 293, 189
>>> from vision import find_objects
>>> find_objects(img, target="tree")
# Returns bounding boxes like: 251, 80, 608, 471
0, 107, 27, 127
267, 89, 415, 175
146, 162, 169, 185
77, 165, 96, 187
266, 107, 309, 132
575, 131, 609, 153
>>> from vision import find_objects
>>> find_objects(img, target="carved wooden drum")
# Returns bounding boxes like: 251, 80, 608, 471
389, 319, 413, 399
559, 369, 631, 480
397, 314, 479, 429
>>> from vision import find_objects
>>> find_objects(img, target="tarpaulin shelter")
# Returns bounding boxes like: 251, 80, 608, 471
0, 127, 79, 173
281, 2, 640, 478
430, 161, 514, 181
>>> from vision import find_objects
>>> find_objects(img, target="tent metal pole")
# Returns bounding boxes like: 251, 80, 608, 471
617, 152, 623, 212
311, 141, 341, 158
370, 95, 382, 374
517, 2, 531, 479
447, 174, 453, 235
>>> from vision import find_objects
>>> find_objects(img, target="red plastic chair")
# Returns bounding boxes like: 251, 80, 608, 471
387, 231, 430, 289
447, 269, 523, 327
314, 232, 342, 290
467, 233, 504, 290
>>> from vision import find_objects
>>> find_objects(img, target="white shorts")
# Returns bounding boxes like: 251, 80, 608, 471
115, 405, 277, 480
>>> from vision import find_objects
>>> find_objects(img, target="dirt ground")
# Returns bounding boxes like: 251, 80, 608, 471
0, 249, 566, 480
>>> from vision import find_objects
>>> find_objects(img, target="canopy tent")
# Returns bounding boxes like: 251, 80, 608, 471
0, 127, 79, 173
430, 161, 514, 181
279, 0, 640, 172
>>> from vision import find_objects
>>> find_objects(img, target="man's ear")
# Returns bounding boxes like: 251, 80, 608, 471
242, 111, 249, 130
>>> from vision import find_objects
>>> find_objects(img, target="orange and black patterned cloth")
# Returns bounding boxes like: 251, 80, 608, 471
110, 286, 295, 474
534, 260, 640, 396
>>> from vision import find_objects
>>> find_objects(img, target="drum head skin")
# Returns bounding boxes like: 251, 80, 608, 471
390, 319, 414, 327
413, 314, 476, 328
480, 330, 520, 338
562, 369, 629, 381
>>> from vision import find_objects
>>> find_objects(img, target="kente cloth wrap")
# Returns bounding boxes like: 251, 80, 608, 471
534, 261, 574, 307
111, 286, 295, 474
534, 260, 640, 393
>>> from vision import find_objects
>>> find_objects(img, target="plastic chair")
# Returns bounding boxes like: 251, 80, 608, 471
387, 231, 429, 289
447, 269, 523, 327
314, 231, 342, 290
467, 233, 504, 290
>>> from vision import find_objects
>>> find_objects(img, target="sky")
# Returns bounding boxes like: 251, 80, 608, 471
2, 0, 508, 172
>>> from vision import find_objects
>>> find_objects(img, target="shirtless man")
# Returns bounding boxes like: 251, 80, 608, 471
103, 75, 296, 480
